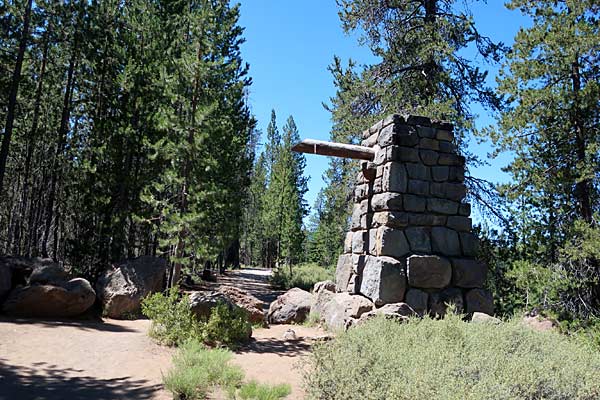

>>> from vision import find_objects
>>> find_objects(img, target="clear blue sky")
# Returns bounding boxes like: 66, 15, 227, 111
237, 1, 530, 224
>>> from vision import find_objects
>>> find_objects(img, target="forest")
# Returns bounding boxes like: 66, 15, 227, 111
1, 0, 599, 339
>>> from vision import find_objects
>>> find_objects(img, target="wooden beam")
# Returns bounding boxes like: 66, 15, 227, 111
291, 139, 375, 161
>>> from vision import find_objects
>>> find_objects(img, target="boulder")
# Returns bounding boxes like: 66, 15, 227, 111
350, 302, 415, 327
471, 312, 501, 324
0, 256, 56, 287
312, 280, 336, 294
29, 263, 69, 285
267, 288, 313, 324
189, 291, 236, 320
321, 292, 374, 331
359, 256, 407, 306
2, 278, 95, 317
311, 288, 335, 318
335, 254, 353, 292
217, 286, 265, 324
407, 255, 451, 289
522, 315, 556, 332
96, 256, 167, 318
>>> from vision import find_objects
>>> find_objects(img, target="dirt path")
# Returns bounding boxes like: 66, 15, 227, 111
0, 269, 323, 400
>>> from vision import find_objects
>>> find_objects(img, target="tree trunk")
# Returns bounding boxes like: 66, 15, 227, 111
0, 0, 33, 194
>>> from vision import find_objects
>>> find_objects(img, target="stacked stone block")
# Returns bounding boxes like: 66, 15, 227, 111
336, 114, 493, 316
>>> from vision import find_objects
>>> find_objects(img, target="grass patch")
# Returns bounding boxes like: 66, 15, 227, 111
164, 340, 291, 400
271, 263, 334, 291
304, 313, 600, 400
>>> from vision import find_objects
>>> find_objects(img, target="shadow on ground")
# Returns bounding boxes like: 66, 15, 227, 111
0, 358, 161, 400
238, 337, 312, 358
0, 317, 138, 333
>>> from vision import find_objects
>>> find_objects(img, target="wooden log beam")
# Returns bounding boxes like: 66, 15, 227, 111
291, 139, 375, 161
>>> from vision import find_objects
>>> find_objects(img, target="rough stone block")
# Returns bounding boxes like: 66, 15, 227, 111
449, 166, 465, 182
352, 230, 369, 254
405, 163, 431, 181
405, 227, 431, 253
432, 166, 449, 182
428, 198, 460, 215
458, 203, 471, 216
438, 141, 455, 153
372, 211, 409, 229
430, 183, 466, 201
439, 153, 465, 166
405, 289, 428, 316
406, 115, 431, 126
352, 254, 366, 275
407, 180, 429, 196
408, 213, 447, 226
465, 289, 494, 315
373, 177, 383, 193
344, 232, 353, 253
431, 120, 453, 131
376, 162, 408, 192
354, 183, 371, 201
436, 129, 454, 142
419, 138, 440, 151
322, 292, 374, 331
431, 227, 461, 256
368, 229, 377, 254
335, 254, 353, 292
361, 133, 379, 147
360, 256, 407, 306
375, 227, 410, 258
397, 132, 420, 147
407, 255, 451, 289
429, 288, 464, 316
447, 216, 472, 232
460, 232, 480, 257
371, 193, 403, 211
452, 259, 487, 288
420, 150, 439, 165
403, 194, 426, 212
417, 125, 436, 138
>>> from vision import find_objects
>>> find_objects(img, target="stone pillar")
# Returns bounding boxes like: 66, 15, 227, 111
335, 114, 493, 316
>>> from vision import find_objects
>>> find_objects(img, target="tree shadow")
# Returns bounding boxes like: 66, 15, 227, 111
0, 358, 163, 400
0, 317, 138, 333
237, 337, 312, 358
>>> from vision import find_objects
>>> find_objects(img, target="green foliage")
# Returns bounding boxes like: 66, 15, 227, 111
203, 303, 252, 348
237, 380, 291, 400
305, 314, 600, 400
271, 263, 334, 291
163, 340, 244, 400
142, 289, 252, 347
141, 289, 204, 346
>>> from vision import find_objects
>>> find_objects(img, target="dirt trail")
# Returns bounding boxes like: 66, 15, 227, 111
0, 269, 323, 400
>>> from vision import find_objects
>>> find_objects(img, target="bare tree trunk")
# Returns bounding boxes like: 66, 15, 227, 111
0, 0, 34, 194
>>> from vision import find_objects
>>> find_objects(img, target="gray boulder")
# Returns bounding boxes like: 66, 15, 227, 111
321, 292, 374, 331
311, 288, 335, 318
0, 256, 56, 286
312, 280, 336, 294
96, 256, 167, 318
2, 278, 95, 317
471, 312, 501, 324
218, 286, 265, 324
360, 256, 407, 306
267, 288, 313, 324
29, 263, 69, 285
351, 302, 415, 327
189, 291, 236, 320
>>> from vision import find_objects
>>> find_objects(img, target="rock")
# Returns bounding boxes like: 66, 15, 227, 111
431, 227, 461, 256
371, 193, 403, 211
267, 288, 313, 324
459, 233, 480, 257
375, 227, 410, 258
351, 302, 415, 327
2, 278, 96, 317
322, 292, 374, 331
96, 256, 167, 319
335, 254, 353, 292
0, 256, 56, 287
218, 286, 265, 324
29, 263, 69, 285
0, 265, 11, 300
312, 280, 336, 294
282, 329, 298, 341
405, 289, 428, 316
189, 291, 235, 320
429, 288, 464, 317
359, 256, 407, 306
452, 259, 487, 288
311, 288, 335, 318
522, 315, 556, 332
465, 288, 494, 315
427, 198, 459, 215
407, 255, 451, 289
471, 312, 501, 324
405, 227, 431, 253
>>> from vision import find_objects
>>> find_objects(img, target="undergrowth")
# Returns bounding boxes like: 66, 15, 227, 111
271, 263, 334, 291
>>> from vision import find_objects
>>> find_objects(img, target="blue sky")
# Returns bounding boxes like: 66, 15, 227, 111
237, 1, 530, 223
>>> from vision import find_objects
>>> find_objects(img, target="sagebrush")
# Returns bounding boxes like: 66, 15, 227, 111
304, 314, 600, 400
271, 263, 334, 291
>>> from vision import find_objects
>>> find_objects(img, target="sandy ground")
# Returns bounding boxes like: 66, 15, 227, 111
0, 269, 324, 400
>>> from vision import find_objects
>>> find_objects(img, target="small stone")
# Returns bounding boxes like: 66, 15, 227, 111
431, 227, 461, 256
360, 256, 407, 306
407, 180, 429, 196
420, 150, 439, 165
432, 166, 449, 182
372, 211, 409, 228
452, 259, 487, 288
405, 227, 431, 253
407, 255, 451, 289
335, 254, 353, 292
428, 198, 460, 215
447, 216, 472, 232
405, 289, 428, 316
460, 232, 480, 256
403, 194, 426, 212
375, 227, 410, 258
371, 193, 403, 211
471, 312, 501, 324
429, 288, 464, 317
313, 280, 336, 294
522, 315, 556, 332
405, 163, 431, 181
282, 329, 298, 341
465, 288, 494, 315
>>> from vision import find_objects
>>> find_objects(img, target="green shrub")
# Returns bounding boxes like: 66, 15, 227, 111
204, 303, 253, 347
271, 263, 334, 291
141, 288, 204, 346
304, 314, 600, 400
163, 340, 244, 400
237, 380, 291, 400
